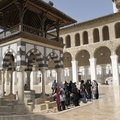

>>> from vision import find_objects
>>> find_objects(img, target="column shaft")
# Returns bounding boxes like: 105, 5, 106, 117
17, 67, 24, 104
71, 61, 78, 83
1, 70, 5, 97
41, 68, 47, 97
110, 55, 119, 85
56, 68, 63, 85
89, 58, 97, 81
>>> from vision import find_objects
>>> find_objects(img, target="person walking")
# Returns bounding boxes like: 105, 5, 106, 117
56, 86, 61, 111
80, 80, 88, 103
85, 79, 92, 100
60, 88, 66, 110
72, 83, 80, 106
52, 80, 57, 94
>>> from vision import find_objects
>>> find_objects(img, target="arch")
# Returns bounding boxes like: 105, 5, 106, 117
59, 37, 63, 44
94, 46, 111, 64
115, 22, 120, 38
65, 35, 71, 48
47, 51, 61, 69
116, 45, 120, 63
63, 52, 72, 67
75, 33, 80, 46
3, 48, 17, 63
75, 50, 90, 66
3, 52, 15, 69
83, 31, 88, 45
26, 48, 44, 68
102, 26, 110, 41
93, 28, 100, 43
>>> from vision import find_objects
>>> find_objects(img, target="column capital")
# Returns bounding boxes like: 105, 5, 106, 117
89, 58, 97, 62
40, 67, 48, 72
16, 66, 26, 72
71, 60, 78, 63
110, 54, 118, 59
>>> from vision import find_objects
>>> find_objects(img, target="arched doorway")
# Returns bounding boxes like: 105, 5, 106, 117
63, 52, 72, 83
94, 46, 111, 84
76, 50, 90, 82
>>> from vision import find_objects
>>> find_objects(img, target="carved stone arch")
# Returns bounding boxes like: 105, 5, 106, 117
63, 52, 72, 68
75, 33, 80, 46
3, 50, 16, 69
93, 28, 100, 43
59, 37, 63, 44
94, 46, 111, 65
115, 22, 120, 38
82, 31, 88, 45
116, 45, 120, 63
102, 25, 110, 41
47, 51, 61, 69
65, 35, 71, 48
26, 48, 44, 68
3, 48, 17, 62
75, 50, 90, 66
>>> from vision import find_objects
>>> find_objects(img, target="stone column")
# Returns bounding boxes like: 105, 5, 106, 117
5, 70, 9, 94
110, 54, 119, 85
89, 58, 97, 81
1, 70, 5, 97
30, 65, 37, 90
40, 67, 47, 97
9, 71, 13, 95
71, 61, 78, 83
56, 68, 63, 85
26, 71, 31, 90
16, 66, 24, 104
13, 71, 17, 94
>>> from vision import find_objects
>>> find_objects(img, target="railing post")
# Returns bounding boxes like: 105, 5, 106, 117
19, 24, 23, 31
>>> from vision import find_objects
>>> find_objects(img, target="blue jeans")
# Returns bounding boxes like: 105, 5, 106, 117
92, 93, 96, 99
81, 92, 87, 103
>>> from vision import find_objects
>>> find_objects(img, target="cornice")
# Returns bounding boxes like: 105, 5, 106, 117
60, 12, 120, 32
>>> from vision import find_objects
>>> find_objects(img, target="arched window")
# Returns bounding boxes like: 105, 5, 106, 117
83, 31, 88, 45
59, 37, 63, 44
65, 35, 71, 48
102, 26, 109, 41
75, 33, 80, 46
93, 28, 100, 43
115, 22, 120, 38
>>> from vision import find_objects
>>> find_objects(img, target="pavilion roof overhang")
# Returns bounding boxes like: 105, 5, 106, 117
0, 0, 77, 30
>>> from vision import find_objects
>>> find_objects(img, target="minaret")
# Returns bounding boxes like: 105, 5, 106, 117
112, 0, 120, 13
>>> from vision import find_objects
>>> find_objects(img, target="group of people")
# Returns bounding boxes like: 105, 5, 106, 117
51, 79, 99, 111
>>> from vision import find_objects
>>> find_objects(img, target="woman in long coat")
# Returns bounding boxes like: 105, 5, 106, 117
56, 86, 61, 111
85, 79, 92, 100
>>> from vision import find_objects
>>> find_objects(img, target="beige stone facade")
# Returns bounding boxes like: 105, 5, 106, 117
59, 12, 120, 85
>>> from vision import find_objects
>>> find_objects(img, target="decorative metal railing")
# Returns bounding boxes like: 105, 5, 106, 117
0, 24, 57, 41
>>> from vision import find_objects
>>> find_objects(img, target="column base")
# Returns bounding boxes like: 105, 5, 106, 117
16, 104, 29, 114
40, 93, 46, 98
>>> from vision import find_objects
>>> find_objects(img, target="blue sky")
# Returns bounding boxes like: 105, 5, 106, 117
43, 0, 113, 23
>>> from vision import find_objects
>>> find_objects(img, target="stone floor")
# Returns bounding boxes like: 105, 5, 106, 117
0, 85, 120, 120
